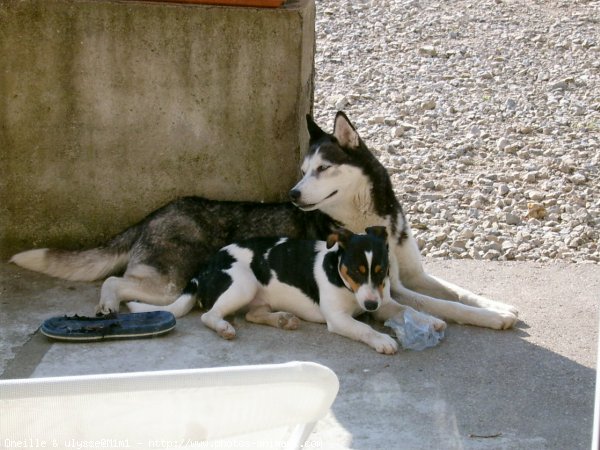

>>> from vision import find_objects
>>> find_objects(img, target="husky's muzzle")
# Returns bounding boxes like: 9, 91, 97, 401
289, 188, 302, 204
289, 188, 338, 210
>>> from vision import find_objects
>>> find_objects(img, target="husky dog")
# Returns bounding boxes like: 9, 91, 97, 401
11, 111, 517, 329
289, 112, 518, 329
156, 227, 442, 354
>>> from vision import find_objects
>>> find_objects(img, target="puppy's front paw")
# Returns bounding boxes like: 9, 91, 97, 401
431, 317, 447, 332
370, 333, 398, 355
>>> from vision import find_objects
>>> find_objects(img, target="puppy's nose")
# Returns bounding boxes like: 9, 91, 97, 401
364, 300, 379, 312
289, 189, 301, 202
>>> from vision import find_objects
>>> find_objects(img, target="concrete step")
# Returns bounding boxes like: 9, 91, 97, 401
1, 0, 315, 257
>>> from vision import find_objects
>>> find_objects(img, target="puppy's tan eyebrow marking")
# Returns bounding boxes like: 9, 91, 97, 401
340, 265, 360, 293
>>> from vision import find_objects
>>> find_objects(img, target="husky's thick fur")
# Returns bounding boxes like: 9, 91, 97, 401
11, 111, 517, 329
11, 200, 334, 315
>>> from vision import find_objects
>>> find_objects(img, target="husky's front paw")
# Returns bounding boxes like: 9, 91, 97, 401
490, 309, 518, 330
370, 333, 398, 355
502, 304, 519, 317
481, 299, 519, 317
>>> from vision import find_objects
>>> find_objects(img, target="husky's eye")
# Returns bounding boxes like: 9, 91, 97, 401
316, 165, 330, 174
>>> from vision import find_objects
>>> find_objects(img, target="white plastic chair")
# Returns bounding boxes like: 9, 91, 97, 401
0, 361, 339, 449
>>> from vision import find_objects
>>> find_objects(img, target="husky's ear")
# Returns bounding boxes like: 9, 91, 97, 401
333, 111, 360, 149
326, 228, 353, 249
365, 226, 388, 242
306, 115, 327, 141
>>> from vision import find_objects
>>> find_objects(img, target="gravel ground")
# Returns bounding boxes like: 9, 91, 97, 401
312, 0, 599, 264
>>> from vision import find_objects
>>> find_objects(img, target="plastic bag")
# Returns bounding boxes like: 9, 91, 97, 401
384, 308, 445, 351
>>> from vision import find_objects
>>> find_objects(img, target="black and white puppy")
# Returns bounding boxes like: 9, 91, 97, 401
165, 226, 444, 354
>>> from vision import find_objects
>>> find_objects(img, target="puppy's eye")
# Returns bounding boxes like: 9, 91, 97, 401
352, 268, 366, 279
316, 165, 330, 174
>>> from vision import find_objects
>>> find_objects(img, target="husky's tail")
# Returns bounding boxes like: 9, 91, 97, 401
127, 279, 199, 318
9, 224, 141, 282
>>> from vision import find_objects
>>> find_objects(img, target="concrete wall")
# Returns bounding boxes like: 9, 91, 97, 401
0, 0, 315, 257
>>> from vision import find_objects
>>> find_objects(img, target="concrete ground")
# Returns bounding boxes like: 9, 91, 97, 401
1, 259, 598, 449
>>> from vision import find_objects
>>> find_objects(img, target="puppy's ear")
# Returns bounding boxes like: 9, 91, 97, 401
365, 226, 388, 242
333, 111, 360, 149
326, 228, 353, 249
306, 115, 327, 142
